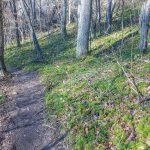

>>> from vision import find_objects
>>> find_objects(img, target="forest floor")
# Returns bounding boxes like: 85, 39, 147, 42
1, 24, 150, 149
0, 69, 69, 150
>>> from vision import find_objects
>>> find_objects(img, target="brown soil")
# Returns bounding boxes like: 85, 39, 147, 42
0, 70, 69, 150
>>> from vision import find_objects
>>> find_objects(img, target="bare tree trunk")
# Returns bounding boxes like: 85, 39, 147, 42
139, 0, 150, 53
92, 0, 98, 39
106, 0, 112, 30
61, 0, 67, 39
32, 0, 36, 21
97, 0, 101, 32
131, 0, 136, 22
76, 0, 92, 58
20, 21, 25, 43
29, 0, 36, 26
39, 0, 42, 32
68, 0, 71, 24
20, 0, 43, 60
0, 0, 8, 77
77, 0, 81, 27
10, 0, 21, 47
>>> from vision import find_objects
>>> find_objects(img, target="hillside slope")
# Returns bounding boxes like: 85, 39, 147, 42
5, 25, 150, 149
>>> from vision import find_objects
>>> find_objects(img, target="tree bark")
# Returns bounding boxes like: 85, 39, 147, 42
32, 0, 36, 21
106, 0, 112, 30
76, 0, 92, 58
0, 0, 8, 77
29, 0, 36, 26
77, 0, 81, 26
92, 0, 98, 39
61, 0, 67, 39
20, 0, 43, 60
139, 0, 150, 53
68, 0, 71, 24
97, 0, 101, 33
11, 0, 21, 47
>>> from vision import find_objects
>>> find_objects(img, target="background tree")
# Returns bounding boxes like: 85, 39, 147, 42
106, 0, 112, 30
31, 0, 37, 24
61, 0, 67, 39
139, 0, 150, 53
20, 0, 43, 61
91, 0, 98, 39
0, 0, 8, 77
106, 0, 116, 31
76, 0, 92, 58
97, 0, 101, 33
10, 0, 21, 47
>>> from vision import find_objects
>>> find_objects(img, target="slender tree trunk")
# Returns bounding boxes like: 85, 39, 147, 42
32, 0, 36, 21
11, 0, 21, 47
68, 0, 71, 24
106, 0, 112, 31
29, 0, 36, 26
92, 0, 98, 39
97, 0, 101, 32
77, 0, 81, 27
61, 0, 67, 39
139, 0, 150, 53
39, 0, 42, 32
76, 0, 92, 58
0, 0, 8, 77
20, 0, 43, 60
131, 0, 136, 22
26, 0, 36, 27
121, 0, 125, 30
20, 21, 25, 43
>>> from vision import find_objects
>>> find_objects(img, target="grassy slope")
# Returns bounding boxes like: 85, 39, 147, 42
5, 24, 150, 149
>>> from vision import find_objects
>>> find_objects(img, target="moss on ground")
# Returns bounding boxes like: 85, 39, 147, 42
0, 90, 5, 104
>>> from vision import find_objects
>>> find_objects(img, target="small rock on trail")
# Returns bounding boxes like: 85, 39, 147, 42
0, 70, 69, 150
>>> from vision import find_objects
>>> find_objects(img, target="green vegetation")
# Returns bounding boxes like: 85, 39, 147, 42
5, 25, 150, 149
0, 90, 5, 104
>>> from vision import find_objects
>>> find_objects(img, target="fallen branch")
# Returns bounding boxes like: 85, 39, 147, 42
116, 60, 144, 102
140, 59, 150, 63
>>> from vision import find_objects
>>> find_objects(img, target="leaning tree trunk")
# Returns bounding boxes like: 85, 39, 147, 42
31, 0, 36, 21
61, 0, 67, 39
29, 0, 36, 26
20, 0, 43, 60
76, 0, 92, 58
0, 0, 8, 77
139, 0, 150, 53
11, 0, 21, 47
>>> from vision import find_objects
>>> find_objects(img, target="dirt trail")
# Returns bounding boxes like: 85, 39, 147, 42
0, 70, 68, 150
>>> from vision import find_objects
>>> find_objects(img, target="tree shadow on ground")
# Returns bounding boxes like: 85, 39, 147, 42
94, 30, 139, 59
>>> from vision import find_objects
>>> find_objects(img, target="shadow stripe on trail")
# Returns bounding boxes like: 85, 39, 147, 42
41, 130, 70, 150
0, 70, 69, 150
